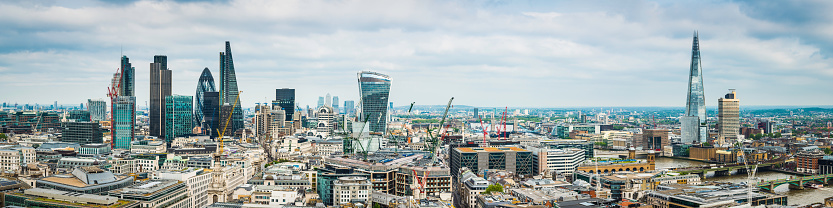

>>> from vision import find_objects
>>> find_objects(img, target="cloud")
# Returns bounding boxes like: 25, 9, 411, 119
0, 0, 832, 108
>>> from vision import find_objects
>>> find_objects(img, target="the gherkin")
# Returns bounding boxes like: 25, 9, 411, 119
219, 41, 243, 135
194, 67, 216, 129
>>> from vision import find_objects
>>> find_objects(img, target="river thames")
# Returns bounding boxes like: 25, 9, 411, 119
654, 157, 833, 205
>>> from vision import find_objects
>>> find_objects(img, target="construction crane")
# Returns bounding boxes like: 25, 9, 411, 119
412, 169, 430, 199
387, 102, 416, 155
424, 97, 453, 164
215, 91, 242, 161
479, 115, 488, 146
106, 67, 122, 149
735, 142, 758, 206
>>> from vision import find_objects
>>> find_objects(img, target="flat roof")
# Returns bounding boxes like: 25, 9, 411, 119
455, 147, 529, 153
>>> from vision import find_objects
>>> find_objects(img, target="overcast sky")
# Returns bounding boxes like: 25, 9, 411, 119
2, 0, 833, 108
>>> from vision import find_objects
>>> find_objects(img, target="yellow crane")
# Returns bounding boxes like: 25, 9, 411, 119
216, 91, 242, 157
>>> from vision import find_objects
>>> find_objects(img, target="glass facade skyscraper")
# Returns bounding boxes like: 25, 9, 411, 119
112, 96, 135, 150
195, 67, 217, 128
87, 99, 107, 122
275, 88, 295, 121
165, 95, 193, 143
150, 55, 172, 138
682, 32, 707, 144
203, 92, 220, 138
357, 71, 391, 134
219, 41, 243, 135
119, 56, 134, 97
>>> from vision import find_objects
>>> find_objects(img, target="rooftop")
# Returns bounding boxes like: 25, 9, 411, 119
456, 147, 529, 153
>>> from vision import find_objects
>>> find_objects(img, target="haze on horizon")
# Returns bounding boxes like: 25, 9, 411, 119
2, 0, 833, 108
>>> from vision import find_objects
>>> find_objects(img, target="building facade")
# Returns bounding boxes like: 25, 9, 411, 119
165, 95, 193, 141
87, 99, 107, 122
195, 67, 217, 130
275, 88, 295, 122
530, 147, 585, 176
112, 96, 136, 150
450, 147, 534, 178
333, 176, 371, 205
219, 41, 244, 136
61, 121, 103, 144
682, 32, 707, 144
357, 71, 391, 134
203, 92, 220, 138
718, 90, 739, 143
150, 55, 172, 139
796, 149, 824, 174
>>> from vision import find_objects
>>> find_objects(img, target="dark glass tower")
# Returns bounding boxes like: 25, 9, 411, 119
275, 88, 295, 121
357, 71, 391, 134
682, 32, 707, 144
120, 56, 134, 97
219, 41, 243, 135
195, 67, 217, 129
203, 92, 220, 138
150, 55, 172, 138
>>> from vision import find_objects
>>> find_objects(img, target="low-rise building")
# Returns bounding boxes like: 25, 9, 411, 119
154, 168, 212, 208
333, 176, 371, 205
36, 166, 134, 194
646, 183, 787, 208
78, 143, 111, 156
109, 179, 190, 208
5, 188, 139, 208
528, 147, 584, 176
132, 140, 167, 154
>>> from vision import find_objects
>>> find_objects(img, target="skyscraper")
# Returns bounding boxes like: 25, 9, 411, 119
682, 32, 707, 144
195, 68, 217, 128
203, 92, 220, 138
357, 71, 391, 134
332, 96, 339, 114
150, 55, 172, 138
344, 100, 355, 116
119, 56, 135, 97
718, 90, 739, 143
165, 95, 193, 143
112, 96, 135, 150
87, 99, 107, 122
325, 93, 332, 107
275, 88, 295, 122
317, 96, 325, 108
219, 41, 243, 135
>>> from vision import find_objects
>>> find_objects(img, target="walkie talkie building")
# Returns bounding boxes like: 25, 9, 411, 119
357, 71, 391, 134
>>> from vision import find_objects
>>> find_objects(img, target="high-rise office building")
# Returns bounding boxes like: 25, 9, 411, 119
275, 88, 295, 122
317, 96, 325, 108
195, 68, 217, 128
718, 90, 739, 143
325, 93, 332, 107
332, 96, 339, 114
682, 32, 707, 144
150, 55, 172, 138
202, 92, 220, 138
119, 56, 135, 97
218, 41, 243, 136
357, 71, 391, 134
165, 95, 193, 143
61, 121, 103, 144
67, 110, 91, 122
255, 104, 271, 138
112, 96, 135, 150
473, 108, 479, 119
344, 100, 355, 116
87, 99, 107, 122
219, 104, 234, 137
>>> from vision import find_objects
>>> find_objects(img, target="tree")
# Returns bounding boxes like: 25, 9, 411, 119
594, 142, 607, 147
0, 133, 6, 141
774, 132, 782, 138
32, 144, 40, 148
701, 142, 712, 147
823, 148, 832, 155
482, 184, 503, 194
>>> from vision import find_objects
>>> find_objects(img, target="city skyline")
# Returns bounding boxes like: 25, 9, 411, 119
3, 1, 833, 107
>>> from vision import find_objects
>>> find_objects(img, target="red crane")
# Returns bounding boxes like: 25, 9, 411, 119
413, 169, 431, 195
107, 67, 123, 149
479, 116, 488, 146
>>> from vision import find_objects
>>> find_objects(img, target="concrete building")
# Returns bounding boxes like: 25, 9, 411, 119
333, 176, 371, 205
528, 147, 584, 176
109, 179, 190, 208
646, 183, 787, 208
316, 105, 335, 137
450, 147, 534, 178
796, 149, 825, 174
154, 168, 212, 208
37, 166, 133, 194
718, 90, 740, 143
539, 139, 595, 159
642, 129, 671, 151
395, 165, 452, 196
315, 139, 343, 156
78, 143, 111, 156
131, 140, 167, 154
208, 165, 247, 203
0, 146, 35, 173
88, 99, 108, 122
5, 188, 139, 208
459, 167, 491, 208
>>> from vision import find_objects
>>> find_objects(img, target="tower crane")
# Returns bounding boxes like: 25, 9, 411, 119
736, 143, 758, 206
425, 97, 453, 164
215, 91, 242, 162
106, 67, 122, 149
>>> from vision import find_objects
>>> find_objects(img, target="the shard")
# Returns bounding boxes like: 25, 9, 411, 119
195, 67, 217, 130
682, 32, 707, 144
219, 41, 243, 136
